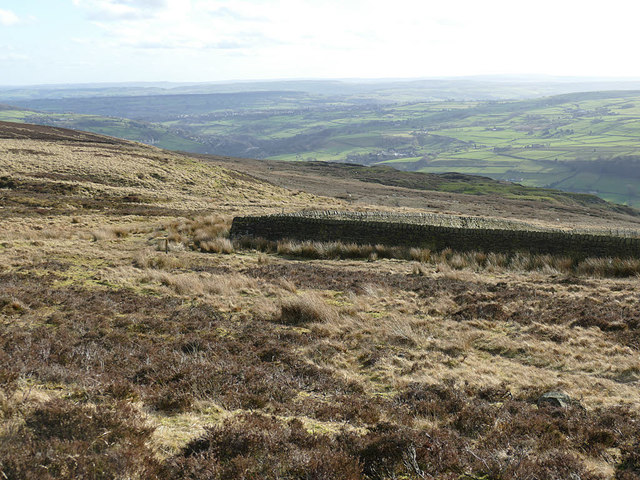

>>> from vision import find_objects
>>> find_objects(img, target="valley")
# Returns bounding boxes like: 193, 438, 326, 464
3, 83, 640, 206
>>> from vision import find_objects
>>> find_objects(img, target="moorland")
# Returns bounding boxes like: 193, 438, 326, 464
1, 121, 640, 479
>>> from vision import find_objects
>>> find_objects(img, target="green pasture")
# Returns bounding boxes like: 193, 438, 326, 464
0, 110, 33, 121
376, 156, 424, 165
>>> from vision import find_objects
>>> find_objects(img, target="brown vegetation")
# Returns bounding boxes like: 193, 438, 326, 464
204, 153, 640, 231
2, 123, 640, 479
238, 237, 640, 277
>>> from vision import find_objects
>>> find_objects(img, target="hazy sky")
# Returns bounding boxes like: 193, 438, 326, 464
1, 0, 639, 86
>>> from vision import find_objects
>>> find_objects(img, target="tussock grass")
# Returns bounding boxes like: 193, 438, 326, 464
91, 225, 130, 241
0, 295, 27, 314
162, 215, 236, 253
199, 237, 234, 254
143, 270, 256, 297
275, 240, 404, 260
256, 252, 271, 264
2, 227, 74, 241
37, 228, 73, 240
191, 215, 231, 240
575, 257, 640, 277
134, 250, 188, 270
278, 292, 339, 325
409, 247, 431, 262
238, 237, 640, 277
278, 278, 298, 293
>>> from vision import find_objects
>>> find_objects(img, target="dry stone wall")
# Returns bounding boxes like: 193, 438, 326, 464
230, 212, 640, 258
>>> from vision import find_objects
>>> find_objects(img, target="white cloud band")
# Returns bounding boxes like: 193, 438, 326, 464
0, 8, 20, 26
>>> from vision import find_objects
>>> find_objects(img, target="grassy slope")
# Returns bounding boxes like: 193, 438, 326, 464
200, 154, 640, 230
2, 123, 640, 478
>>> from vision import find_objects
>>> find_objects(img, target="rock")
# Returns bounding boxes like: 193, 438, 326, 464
537, 391, 573, 408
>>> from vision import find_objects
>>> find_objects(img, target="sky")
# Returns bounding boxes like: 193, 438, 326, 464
1, 0, 640, 86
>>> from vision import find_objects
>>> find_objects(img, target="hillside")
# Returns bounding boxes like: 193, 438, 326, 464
1, 123, 640, 479
202, 154, 640, 231
0, 121, 332, 216
4, 88, 640, 207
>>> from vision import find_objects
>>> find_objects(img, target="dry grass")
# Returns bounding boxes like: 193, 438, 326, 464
141, 270, 257, 297
91, 225, 131, 241
275, 239, 404, 260
3, 214, 639, 477
133, 250, 189, 270
0, 136, 344, 218
240, 237, 640, 277
160, 216, 237, 254
3, 126, 640, 479
190, 215, 231, 241
199, 237, 234, 254
278, 292, 339, 325
0, 295, 28, 314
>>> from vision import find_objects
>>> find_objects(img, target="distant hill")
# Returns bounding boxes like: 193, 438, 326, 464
5, 77, 640, 101
9, 91, 308, 121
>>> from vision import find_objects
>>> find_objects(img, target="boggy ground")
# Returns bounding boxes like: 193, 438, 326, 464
1, 124, 640, 479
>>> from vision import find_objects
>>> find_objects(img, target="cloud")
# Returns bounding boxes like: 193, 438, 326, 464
80, 0, 281, 52
0, 45, 27, 61
72, 0, 169, 21
204, 6, 266, 22
96, 19, 275, 52
0, 52, 28, 61
74, 0, 385, 55
0, 9, 20, 26
67, 0, 640, 81
125, 37, 252, 50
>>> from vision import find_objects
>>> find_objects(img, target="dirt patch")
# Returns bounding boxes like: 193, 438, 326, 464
243, 260, 481, 297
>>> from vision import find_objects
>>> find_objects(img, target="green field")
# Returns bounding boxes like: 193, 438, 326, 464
3, 87, 640, 206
